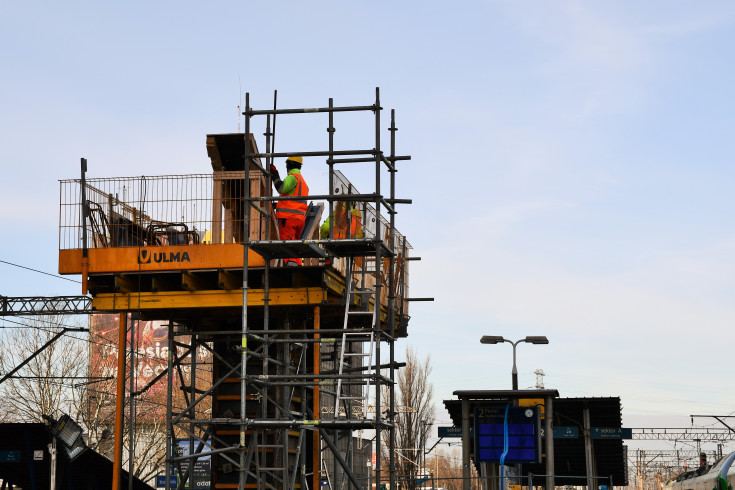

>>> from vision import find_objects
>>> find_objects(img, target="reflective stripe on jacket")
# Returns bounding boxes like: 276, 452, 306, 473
275, 171, 309, 221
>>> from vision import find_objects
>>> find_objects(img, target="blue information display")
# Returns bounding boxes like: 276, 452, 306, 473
474, 406, 540, 464
156, 475, 178, 488
0, 451, 20, 462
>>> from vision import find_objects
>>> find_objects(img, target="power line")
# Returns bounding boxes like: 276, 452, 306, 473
1, 326, 213, 374
5, 376, 113, 380
0, 259, 81, 284
0, 316, 86, 331
0, 316, 214, 369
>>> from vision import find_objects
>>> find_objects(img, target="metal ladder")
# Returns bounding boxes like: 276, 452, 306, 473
334, 257, 378, 419
254, 339, 308, 488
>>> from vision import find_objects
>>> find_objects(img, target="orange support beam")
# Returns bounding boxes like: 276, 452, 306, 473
112, 313, 127, 490
91, 288, 326, 311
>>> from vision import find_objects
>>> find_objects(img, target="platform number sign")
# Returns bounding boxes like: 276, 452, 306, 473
474, 406, 541, 464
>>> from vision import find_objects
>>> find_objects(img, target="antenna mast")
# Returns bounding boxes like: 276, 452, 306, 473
534, 369, 545, 389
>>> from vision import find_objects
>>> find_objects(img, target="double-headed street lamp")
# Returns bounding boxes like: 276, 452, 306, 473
480, 336, 549, 390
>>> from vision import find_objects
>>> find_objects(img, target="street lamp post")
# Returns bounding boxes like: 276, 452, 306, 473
479, 336, 549, 390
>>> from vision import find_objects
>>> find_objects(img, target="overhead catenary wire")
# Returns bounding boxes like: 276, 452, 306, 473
0, 336, 210, 414
0, 317, 214, 372
0, 259, 81, 283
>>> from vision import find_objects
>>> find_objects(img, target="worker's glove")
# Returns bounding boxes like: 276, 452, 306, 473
269, 164, 279, 174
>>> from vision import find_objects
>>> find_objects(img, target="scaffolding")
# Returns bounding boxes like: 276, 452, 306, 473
58, 88, 415, 490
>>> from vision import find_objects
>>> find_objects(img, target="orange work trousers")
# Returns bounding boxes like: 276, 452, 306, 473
279, 217, 305, 266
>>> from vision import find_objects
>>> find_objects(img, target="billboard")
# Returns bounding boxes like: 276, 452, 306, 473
173, 438, 211, 489
88, 314, 210, 422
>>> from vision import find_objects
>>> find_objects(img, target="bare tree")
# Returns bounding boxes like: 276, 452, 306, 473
0, 315, 86, 422
84, 315, 213, 485
79, 336, 169, 483
84, 313, 183, 484
0, 314, 174, 485
425, 448, 481, 490
383, 346, 435, 490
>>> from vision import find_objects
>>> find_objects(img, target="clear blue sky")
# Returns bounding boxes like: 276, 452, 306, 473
2, 1, 735, 455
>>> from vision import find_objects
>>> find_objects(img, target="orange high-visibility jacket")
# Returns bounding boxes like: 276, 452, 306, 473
320, 209, 363, 239
337, 212, 362, 239
275, 171, 309, 221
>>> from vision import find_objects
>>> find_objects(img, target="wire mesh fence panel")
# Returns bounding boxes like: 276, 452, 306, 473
59, 173, 275, 250
331, 170, 413, 315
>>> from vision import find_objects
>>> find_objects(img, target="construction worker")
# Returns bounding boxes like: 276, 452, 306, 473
320, 201, 364, 239
321, 202, 365, 272
270, 156, 308, 266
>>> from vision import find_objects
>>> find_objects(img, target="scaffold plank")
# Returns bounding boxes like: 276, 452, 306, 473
249, 241, 327, 260
321, 238, 392, 258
